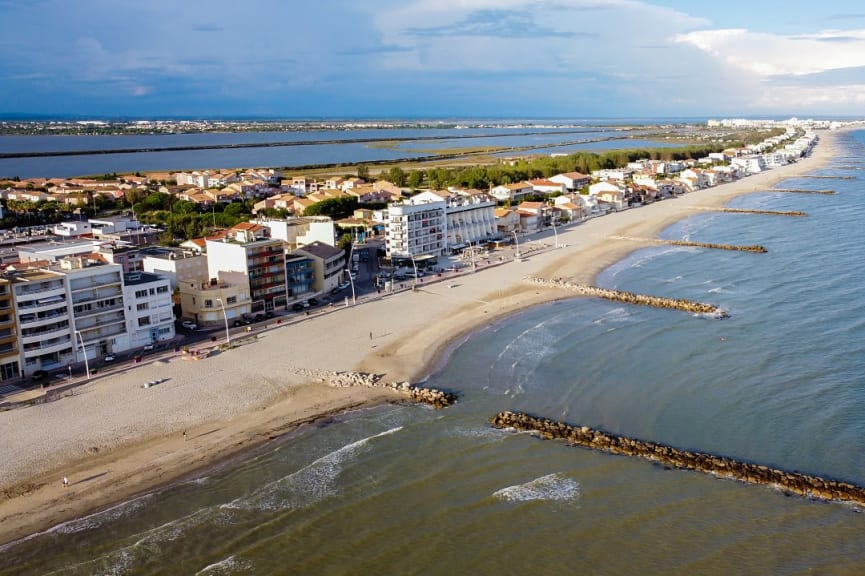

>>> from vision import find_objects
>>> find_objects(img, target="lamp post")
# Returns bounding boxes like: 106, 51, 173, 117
512, 230, 520, 258
215, 298, 230, 346
551, 216, 559, 249
74, 329, 90, 380
345, 241, 356, 305
409, 253, 418, 288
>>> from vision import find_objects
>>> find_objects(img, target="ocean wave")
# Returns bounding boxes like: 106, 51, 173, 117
221, 427, 403, 512
492, 473, 581, 504
592, 307, 632, 326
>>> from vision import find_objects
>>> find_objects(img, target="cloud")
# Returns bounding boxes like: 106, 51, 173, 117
675, 28, 865, 76
405, 9, 589, 38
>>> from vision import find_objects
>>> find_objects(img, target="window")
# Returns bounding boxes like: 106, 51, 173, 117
137, 303, 149, 311
157, 286, 168, 294
226, 296, 237, 305
135, 289, 148, 298
204, 299, 213, 308
138, 317, 151, 327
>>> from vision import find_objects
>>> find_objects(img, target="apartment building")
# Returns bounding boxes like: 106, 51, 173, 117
123, 272, 176, 348
384, 198, 447, 259
0, 278, 19, 381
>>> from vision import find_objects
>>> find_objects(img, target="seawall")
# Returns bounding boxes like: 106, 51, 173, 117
525, 277, 728, 318
490, 411, 865, 506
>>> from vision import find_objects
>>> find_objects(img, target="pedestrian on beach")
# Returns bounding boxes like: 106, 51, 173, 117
369, 331, 373, 340
183, 431, 187, 442
63, 476, 69, 488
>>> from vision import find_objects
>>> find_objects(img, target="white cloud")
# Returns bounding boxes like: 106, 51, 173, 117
676, 28, 865, 76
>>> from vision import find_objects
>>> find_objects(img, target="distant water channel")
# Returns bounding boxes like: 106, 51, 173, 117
0, 126, 668, 178
4, 132, 865, 575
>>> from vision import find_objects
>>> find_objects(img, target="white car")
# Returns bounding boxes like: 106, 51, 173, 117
104, 354, 116, 362
181, 320, 197, 330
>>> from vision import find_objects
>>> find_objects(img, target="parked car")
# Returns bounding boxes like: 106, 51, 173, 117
30, 369, 48, 383
104, 354, 116, 362
308, 298, 319, 307
143, 343, 155, 351
265, 311, 276, 319
181, 320, 198, 330
233, 320, 244, 327
255, 313, 265, 321
292, 302, 305, 312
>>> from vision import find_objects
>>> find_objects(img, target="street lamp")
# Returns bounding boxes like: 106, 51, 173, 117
215, 298, 230, 346
512, 230, 521, 258
74, 329, 90, 380
345, 269, 356, 304
551, 216, 559, 249
409, 253, 419, 288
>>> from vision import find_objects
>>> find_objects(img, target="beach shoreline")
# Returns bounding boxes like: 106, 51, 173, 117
0, 130, 841, 547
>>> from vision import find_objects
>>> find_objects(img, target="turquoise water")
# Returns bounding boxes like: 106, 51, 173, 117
3, 131, 865, 575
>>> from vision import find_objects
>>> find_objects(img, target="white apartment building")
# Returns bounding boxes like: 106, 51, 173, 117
206, 233, 287, 313
10, 269, 74, 377
123, 272, 176, 348
385, 197, 447, 259
255, 216, 336, 249
140, 247, 209, 290
62, 259, 131, 360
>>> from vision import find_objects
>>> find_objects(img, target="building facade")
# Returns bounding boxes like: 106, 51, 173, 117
123, 272, 176, 348
384, 198, 446, 259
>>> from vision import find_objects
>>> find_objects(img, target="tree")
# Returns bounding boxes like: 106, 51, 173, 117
408, 170, 423, 190
387, 166, 406, 187
357, 165, 370, 180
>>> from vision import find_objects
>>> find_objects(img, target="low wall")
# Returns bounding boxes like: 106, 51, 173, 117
491, 411, 865, 506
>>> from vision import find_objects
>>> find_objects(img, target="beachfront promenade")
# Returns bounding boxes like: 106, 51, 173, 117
0, 133, 836, 546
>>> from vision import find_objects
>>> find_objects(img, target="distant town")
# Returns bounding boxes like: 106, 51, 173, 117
0, 117, 847, 386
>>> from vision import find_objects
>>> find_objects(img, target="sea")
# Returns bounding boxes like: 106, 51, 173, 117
3, 130, 865, 575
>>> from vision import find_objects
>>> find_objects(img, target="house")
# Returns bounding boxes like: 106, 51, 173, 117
549, 171, 592, 191
490, 182, 534, 203
494, 208, 520, 236
528, 179, 566, 196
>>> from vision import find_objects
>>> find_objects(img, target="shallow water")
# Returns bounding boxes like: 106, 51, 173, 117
3, 131, 865, 575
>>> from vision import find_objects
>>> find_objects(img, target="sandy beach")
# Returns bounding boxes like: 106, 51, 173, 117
0, 131, 838, 547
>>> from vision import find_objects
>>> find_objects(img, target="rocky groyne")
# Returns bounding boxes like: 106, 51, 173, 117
610, 235, 766, 253
797, 175, 855, 180
292, 368, 457, 408
769, 188, 835, 195
525, 277, 728, 318
715, 208, 807, 217
491, 411, 865, 506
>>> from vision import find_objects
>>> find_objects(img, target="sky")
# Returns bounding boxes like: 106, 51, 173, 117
2, 0, 865, 119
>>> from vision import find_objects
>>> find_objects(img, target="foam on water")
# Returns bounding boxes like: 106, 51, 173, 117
195, 555, 254, 575
492, 473, 581, 504
221, 426, 403, 512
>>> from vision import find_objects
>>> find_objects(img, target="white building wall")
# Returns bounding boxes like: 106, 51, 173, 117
123, 273, 176, 348
385, 200, 447, 258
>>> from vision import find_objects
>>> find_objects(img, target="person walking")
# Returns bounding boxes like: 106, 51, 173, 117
63, 476, 69, 488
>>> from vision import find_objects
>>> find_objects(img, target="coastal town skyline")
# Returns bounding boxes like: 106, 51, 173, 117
4, 1, 865, 118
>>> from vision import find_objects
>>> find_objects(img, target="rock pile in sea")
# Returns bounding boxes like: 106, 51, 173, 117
491, 411, 865, 506
292, 368, 456, 408
525, 277, 728, 318
667, 239, 767, 253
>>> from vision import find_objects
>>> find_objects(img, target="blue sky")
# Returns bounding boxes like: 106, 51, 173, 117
2, 0, 865, 118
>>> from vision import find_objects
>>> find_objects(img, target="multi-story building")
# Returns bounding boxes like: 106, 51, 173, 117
62, 258, 130, 360
293, 241, 346, 294
123, 272, 175, 347
384, 197, 446, 259
0, 278, 20, 381
178, 279, 251, 326
140, 246, 209, 290
255, 216, 336, 250
284, 253, 315, 299
206, 224, 287, 313
10, 269, 74, 377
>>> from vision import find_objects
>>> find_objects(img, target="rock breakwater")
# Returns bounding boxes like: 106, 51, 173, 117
525, 277, 728, 318
491, 411, 865, 506
610, 235, 766, 253
292, 368, 457, 408
769, 188, 835, 195
714, 208, 807, 217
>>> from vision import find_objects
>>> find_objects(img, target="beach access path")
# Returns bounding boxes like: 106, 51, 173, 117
0, 131, 837, 546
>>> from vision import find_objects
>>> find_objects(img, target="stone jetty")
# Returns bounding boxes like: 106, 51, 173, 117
525, 277, 728, 318
491, 411, 865, 506
292, 368, 457, 408
713, 208, 807, 217
769, 188, 835, 195
797, 174, 855, 180
610, 235, 766, 253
